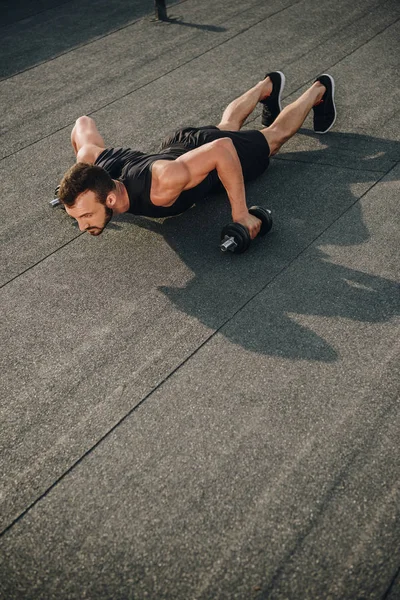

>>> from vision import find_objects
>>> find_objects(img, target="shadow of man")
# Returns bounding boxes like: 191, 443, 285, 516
118, 130, 400, 362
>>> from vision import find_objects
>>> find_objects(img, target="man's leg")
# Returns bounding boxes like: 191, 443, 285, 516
262, 81, 326, 155
217, 78, 273, 131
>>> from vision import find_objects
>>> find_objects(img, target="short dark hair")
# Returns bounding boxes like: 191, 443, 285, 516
58, 163, 115, 207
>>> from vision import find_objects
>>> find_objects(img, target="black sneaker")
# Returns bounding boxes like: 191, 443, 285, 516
313, 74, 336, 133
260, 71, 286, 127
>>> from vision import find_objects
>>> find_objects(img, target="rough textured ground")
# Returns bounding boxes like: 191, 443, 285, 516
1, 0, 399, 598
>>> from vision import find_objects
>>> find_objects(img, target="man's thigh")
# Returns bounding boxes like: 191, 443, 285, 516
210, 128, 271, 181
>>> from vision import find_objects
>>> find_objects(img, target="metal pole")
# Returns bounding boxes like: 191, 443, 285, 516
154, 0, 168, 21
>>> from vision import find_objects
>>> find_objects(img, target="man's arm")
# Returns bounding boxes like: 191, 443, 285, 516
150, 138, 262, 238
71, 116, 106, 164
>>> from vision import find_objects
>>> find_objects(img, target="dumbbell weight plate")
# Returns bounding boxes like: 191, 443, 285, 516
49, 184, 63, 208
220, 222, 251, 254
248, 206, 273, 236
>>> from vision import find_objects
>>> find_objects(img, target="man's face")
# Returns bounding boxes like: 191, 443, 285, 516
65, 190, 113, 236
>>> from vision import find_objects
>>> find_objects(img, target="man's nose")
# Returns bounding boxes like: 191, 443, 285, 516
78, 221, 86, 232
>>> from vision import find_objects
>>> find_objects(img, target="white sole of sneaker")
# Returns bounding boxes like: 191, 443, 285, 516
315, 73, 336, 134
276, 70, 286, 111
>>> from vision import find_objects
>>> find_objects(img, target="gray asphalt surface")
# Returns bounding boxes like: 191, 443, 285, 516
1, 0, 399, 598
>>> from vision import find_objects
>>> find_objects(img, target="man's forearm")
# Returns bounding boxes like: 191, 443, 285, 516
208, 140, 262, 238
212, 138, 249, 221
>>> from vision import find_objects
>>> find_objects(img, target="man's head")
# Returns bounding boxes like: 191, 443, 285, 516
59, 163, 116, 236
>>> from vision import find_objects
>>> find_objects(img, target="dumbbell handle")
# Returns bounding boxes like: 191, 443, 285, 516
220, 235, 238, 253
50, 197, 62, 207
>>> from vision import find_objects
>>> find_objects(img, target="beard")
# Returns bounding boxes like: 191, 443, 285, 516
87, 205, 113, 236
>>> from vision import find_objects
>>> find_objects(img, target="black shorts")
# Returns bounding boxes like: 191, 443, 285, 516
160, 125, 270, 182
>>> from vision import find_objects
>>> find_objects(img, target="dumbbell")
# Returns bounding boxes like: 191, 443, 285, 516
220, 205, 273, 254
49, 185, 62, 208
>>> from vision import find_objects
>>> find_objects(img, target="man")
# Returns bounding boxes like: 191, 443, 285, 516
58, 72, 336, 239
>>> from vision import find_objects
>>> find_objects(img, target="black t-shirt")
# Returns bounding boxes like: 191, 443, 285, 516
94, 126, 270, 218
95, 145, 218, 218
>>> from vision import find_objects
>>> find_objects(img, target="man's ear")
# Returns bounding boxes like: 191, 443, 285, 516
105, 192, 117, 208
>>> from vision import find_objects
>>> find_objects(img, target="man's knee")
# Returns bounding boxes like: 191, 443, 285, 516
216, 119, 241, 132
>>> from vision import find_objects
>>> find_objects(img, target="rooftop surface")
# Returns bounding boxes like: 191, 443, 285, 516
1, 0, 399, 598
